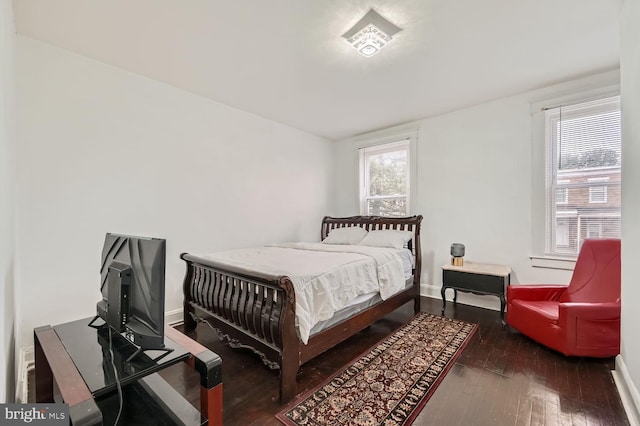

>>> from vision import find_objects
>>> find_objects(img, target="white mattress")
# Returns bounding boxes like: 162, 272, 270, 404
309, 278, 413, 336
197, 242, 409, 344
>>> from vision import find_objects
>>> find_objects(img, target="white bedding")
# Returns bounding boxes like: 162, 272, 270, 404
197, 242, 408, 344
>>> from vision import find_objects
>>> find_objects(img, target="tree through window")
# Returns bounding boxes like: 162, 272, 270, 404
360, 141, 410, 216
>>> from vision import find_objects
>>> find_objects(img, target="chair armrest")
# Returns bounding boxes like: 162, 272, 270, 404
559, 302, 621, 355
559, 301, 621, 321
507, 285, 567, 302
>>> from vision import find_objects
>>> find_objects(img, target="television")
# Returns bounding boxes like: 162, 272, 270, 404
90, 233, 168, 361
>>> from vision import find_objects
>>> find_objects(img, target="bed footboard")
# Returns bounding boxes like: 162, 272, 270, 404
181, 253, 300, 400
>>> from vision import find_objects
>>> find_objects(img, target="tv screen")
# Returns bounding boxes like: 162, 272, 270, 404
95, 233, 167, 356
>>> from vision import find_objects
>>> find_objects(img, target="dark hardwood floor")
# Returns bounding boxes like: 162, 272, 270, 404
30, 297, 628, 425
159, 297, 629, 425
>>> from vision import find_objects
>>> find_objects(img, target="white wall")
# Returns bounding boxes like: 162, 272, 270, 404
14, 37, 334, 352
413, 96, 539, 289
333, 78, 608, 307
620, 0, 640, 415
0, 0, 16, 403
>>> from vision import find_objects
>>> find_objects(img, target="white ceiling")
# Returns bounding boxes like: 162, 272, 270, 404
12, 0, 622, 140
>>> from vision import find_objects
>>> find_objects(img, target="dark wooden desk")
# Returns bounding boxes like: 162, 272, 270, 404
34, 318, 222, 425
441, 262, 511, 323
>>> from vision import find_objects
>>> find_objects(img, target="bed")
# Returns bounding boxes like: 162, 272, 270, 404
181, 215, 423, 403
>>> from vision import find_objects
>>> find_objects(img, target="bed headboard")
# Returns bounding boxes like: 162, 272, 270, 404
321, 215, 423, 256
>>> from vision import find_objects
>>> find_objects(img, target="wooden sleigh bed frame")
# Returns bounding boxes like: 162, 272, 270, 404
181, 215, 423, 403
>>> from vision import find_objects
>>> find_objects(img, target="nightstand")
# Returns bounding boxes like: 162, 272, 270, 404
441, 262, 511, 323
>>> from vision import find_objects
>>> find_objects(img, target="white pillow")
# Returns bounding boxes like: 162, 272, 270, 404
322, 227, 368, 245
359, 230, 413, 249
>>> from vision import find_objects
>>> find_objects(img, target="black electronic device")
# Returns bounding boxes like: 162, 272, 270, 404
98, 261, 131, 332
90, 233, 171, 362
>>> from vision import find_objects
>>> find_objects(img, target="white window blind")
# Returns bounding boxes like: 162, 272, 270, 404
360, 140, 410, 216
544, 95, 621, 256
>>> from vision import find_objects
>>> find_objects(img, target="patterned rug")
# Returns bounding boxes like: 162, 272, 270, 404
276, 312, 477, 426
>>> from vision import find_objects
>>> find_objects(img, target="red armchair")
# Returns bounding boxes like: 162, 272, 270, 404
506, 239, 621, 357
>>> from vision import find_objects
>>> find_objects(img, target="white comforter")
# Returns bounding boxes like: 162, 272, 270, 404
197, 242, 406, 344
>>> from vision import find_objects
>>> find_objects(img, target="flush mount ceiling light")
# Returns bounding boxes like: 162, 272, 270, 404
342, 9, 401, 57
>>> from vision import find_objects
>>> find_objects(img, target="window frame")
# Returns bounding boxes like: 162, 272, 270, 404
530, 74, 620, 269
360, 140, 410, 216
545, 96, 620, 256
354, 124, 418, 217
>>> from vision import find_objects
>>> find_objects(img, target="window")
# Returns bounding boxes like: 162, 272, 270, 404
544, 95, 621, 256
360, 140, 410, 216
556, 180, 569, 204
589, 186, 608, 203
588, 177, 609, 203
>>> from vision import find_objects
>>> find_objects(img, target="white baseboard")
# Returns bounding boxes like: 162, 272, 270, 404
165, 308, 184, 326
420, 283, 501, 312
613, 355, 640, 426
15, 346, 34, 404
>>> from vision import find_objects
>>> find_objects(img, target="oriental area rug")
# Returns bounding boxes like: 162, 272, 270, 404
276, 312, 477, 426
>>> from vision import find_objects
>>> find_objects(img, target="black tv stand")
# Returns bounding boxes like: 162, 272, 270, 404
87, 317, 174, 363
87, 314, 104, 329
35, 316, 223, 425
126, 345, 174, 363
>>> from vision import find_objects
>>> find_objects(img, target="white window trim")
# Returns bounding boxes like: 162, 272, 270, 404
530, 255, 577, 270
354, 123, 418, 216
530, 73, 620, 269
360, 140, 410, 215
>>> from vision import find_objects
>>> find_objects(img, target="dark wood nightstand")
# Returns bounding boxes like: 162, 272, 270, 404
441, 262, 511, 323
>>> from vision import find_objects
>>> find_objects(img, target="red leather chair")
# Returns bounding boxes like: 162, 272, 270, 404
506, 239, 621, 357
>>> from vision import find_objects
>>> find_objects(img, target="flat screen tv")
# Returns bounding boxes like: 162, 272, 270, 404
90, 233, 168, 361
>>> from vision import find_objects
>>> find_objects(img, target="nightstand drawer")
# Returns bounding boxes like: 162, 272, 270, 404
443, 270, 506, 295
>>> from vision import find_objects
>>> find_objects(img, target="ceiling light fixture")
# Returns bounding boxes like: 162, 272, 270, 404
342, 9, 401, 57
